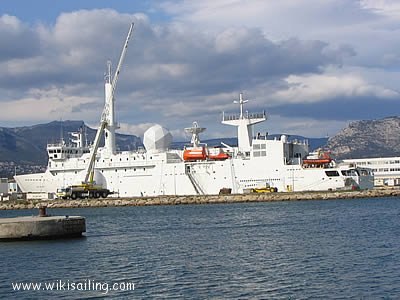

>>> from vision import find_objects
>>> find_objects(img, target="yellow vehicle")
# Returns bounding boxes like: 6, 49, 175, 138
252, 186, 277, 193
56, 185, 110, 200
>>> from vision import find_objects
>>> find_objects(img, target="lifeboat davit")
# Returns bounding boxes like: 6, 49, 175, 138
183, 147, 207, 161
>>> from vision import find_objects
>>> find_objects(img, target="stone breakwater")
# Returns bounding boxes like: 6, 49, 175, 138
1, 189, 399, 210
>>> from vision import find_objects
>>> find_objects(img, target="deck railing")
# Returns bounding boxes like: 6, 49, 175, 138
222, 111, 266, 121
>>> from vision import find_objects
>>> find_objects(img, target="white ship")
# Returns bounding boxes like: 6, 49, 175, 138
14, 24, 374, 197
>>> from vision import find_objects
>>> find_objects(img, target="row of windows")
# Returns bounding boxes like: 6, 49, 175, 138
356, 160, 400, 166
325, 170, 361, 177
53, 167, 149, 176
100, 168, 147, 173
239, 178, 280, 182
253, 144, 266, 150
49, 149, 89, 154
372, 168, 400, 172
253, 151, 267, 157
96, 156, 154, 163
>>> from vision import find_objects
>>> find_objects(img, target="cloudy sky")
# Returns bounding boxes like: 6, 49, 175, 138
1, 0, 400, 141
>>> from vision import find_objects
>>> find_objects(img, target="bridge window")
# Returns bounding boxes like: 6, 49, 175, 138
341, 169, 359, 176
325, 171, 339, 177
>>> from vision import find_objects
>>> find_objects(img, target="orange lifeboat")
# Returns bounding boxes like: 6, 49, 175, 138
183, 146, 207, 161
303, 151, 332, 166
208, 152, 230, 160
303, 158, 332, 165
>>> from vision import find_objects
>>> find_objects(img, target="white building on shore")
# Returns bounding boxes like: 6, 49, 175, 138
343, 157, 400, 186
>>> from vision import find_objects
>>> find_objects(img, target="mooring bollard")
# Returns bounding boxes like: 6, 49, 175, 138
38, 206, 47, 217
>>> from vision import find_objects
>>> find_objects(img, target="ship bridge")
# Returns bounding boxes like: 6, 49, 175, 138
222, 93, 266, 155
47, 129, 90, 161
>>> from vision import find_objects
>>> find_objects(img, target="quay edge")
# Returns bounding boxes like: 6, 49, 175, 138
0, 207, 86, 240
0, 189, 399, 211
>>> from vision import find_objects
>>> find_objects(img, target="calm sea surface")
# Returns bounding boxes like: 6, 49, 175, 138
1, 197, 400, 299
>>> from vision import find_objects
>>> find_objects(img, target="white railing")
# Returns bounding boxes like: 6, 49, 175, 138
222, 111, 266, 121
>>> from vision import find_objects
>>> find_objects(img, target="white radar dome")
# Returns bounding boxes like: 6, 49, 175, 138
143, 124, 173, 152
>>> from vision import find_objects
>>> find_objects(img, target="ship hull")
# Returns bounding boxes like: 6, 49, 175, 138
15, 148, 374, 197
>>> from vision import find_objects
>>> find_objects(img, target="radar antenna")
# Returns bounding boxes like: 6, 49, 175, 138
184, 122, 206, 147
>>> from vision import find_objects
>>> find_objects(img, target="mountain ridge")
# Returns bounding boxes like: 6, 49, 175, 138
326, 116, 400, 159
0, 121, 141, 177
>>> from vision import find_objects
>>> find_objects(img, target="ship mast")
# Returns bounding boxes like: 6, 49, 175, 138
222, 93, 266, 154
234, 93, 248, 119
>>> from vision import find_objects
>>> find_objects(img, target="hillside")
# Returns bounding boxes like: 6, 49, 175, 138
0, 121, 141, 177
326, 116, 400, 160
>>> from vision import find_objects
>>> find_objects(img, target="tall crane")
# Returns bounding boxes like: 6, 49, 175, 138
58, 23, 134, 200
83, 22, 134, 186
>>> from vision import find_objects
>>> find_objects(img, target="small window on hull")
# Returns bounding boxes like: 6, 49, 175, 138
325, 170, 339, 177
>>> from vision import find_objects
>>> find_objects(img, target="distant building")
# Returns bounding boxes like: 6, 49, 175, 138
0, 178, 8, 195
343, 157, 400, 186
8, 181, 18, 193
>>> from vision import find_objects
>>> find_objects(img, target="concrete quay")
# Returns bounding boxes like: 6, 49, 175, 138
0, 207, 86, 240
0, 188, 399, 210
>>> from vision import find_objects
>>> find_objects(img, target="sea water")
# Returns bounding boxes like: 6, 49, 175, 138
0, 197, 399, 299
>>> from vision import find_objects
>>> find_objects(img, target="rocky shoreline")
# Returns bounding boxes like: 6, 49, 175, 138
0, 188, 399, 210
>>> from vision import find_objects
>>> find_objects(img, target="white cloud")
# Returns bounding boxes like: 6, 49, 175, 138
360, 0, 400, 18
265, 114, 349, 138
1, 3, 400, 138
270, 73, 399, 104
159, 0, 400, 70
159, 0, 372, 39
0, 87, 98, 123
118, 122, 156, 137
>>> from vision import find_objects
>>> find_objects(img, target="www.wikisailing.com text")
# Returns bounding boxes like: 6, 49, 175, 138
12, 279, 135, 295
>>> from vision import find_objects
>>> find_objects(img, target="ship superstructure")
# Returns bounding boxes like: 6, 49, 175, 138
14, 25, 374, 197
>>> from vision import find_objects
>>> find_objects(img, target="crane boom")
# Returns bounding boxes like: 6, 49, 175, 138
101, 22, 134, 123
83, 22, 134, 185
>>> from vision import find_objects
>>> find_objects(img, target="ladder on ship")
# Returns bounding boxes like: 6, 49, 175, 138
185, 165, 205, 195
230, 160, 238, 193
